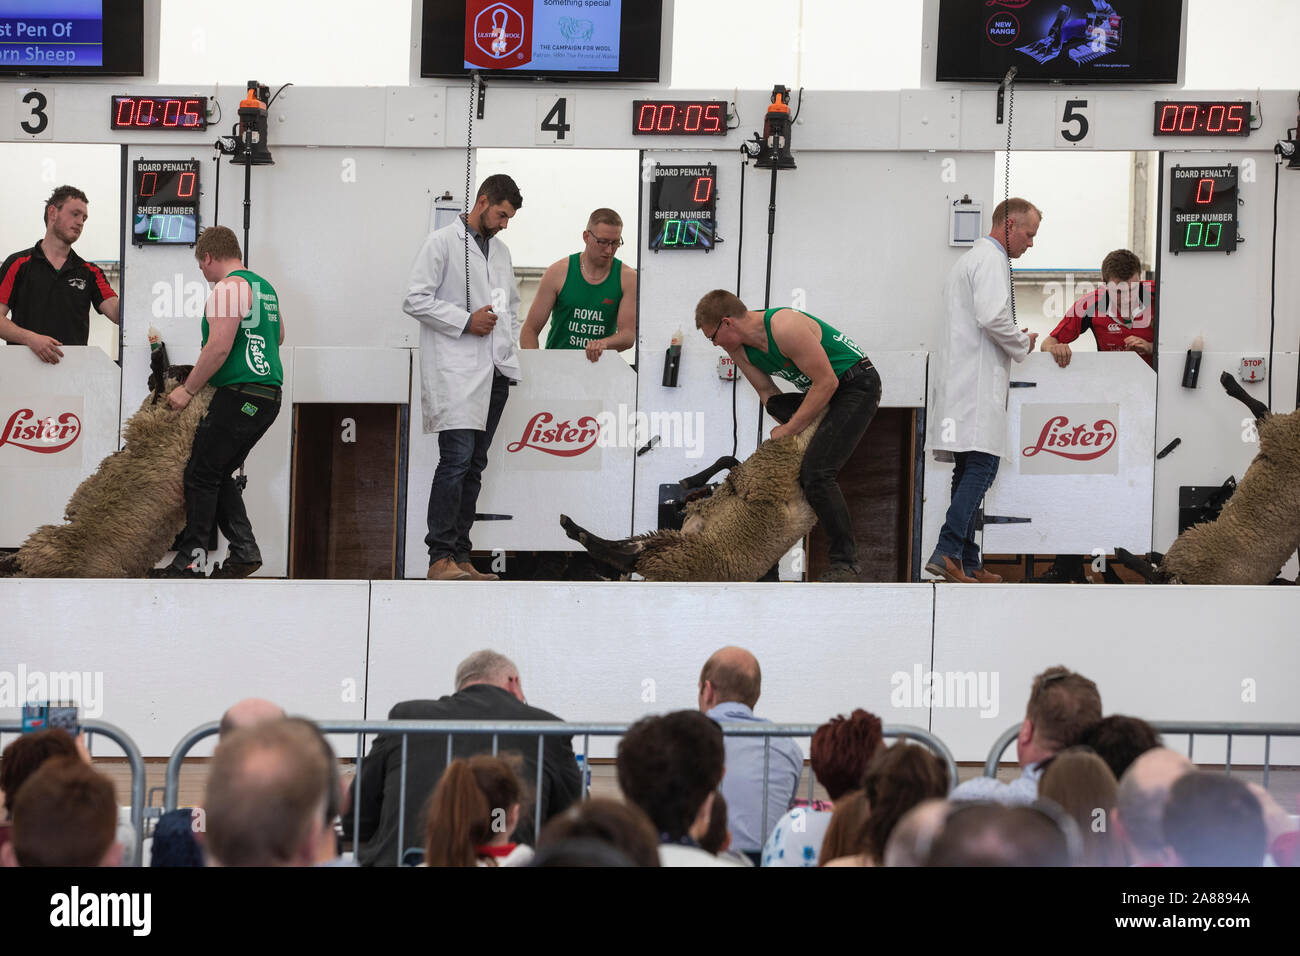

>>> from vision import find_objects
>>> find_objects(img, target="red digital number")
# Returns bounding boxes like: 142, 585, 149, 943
1226, 104, 1245, 133
1206, 104, 1225, 132
656, 105, 676, 132
139, 171, 157, 198
1179, 104, 1197, 131
1195, 178, 1214, 204
115, 98, 135, 127
162, 99, 181, 127
1158, 104, 1178, 132
684, 104, 702, 132
137, 98, 155, 127
693, 176, 713, 203
637, 103, 656, 131
183, 99, 202, 126
177, 171, 196, 198
704, 104, 722, 132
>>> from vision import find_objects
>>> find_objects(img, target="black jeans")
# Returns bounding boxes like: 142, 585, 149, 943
425, 372, 511, 563
172, 385, 281, 571
779, 361, 883, 569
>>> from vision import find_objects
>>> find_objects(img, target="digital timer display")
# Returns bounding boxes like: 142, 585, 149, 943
132, 159, 200, 246
649, 164, 717, 252
1168, 165, 1237, 255
1153, 101, 1249, 136
111, 95, 207, 130
632, 100, 726, 135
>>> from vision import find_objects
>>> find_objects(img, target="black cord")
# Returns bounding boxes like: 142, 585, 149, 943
266, 82, 293, 108
732, 152, 747, 458
1268, 154, 1279, 410
465, 74, 475, 316
791, 87, 804, 123
212, 146, 221, 228
1003, 74, 1016, 323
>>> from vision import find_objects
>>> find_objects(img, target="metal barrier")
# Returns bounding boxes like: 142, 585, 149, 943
982, 721, 1300, 787
0, 719, 146, 867
165, 719, 958, 866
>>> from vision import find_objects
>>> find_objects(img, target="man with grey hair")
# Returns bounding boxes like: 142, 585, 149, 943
344, 649, 581, 866
1112, 747, 1193, 866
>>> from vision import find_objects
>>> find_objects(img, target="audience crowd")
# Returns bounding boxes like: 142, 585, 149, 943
0, 652, 1295, 868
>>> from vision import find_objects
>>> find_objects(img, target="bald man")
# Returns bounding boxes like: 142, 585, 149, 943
698, 646, 802, 856
1113, 748, 1193, 866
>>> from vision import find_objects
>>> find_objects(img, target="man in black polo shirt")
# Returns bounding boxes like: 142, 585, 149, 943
0, 185, 119, 364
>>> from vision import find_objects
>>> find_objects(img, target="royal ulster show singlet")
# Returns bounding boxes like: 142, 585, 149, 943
544, 254, 622, 350
742, 308, 867, 391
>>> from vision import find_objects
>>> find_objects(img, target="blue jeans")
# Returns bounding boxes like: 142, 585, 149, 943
930, 451, 1000, 574
425, 373, 510, 564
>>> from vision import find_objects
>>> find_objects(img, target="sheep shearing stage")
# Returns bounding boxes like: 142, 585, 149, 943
1116, 372, 1300, 585
0, 353, 213, 579
560, 408, 826, 581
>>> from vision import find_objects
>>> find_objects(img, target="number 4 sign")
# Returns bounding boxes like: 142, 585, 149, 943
537, 96, 574, 146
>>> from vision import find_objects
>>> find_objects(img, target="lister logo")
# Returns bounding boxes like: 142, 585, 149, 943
470, 2, 527, 61
1019, 403, 1120, 476
506, 412, 600, 457
0, 408, 82, 453
1023, 416, 1117, 460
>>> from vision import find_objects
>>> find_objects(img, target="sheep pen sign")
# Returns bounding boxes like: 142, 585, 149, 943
1019, 403, 1119, 475
0, 397, 84, 465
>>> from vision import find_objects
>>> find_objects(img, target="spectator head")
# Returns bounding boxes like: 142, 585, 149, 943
1079, 715, 1161, 780
537, 798, 661, 867
884, 799, 951, 867
1, 757, 120, 867
455, 649, 525, 703
530, 838, 638, 867
1, 728, 78, 819
293, 718, 344, 864
698, 791, 731, 856
1113, 747, 1193, 866
618, 711, 725, 843
818, 789, 871, 865
698, 646, 761, 711
204, 718, 331, 867
810, 709, 886, 801
1017, 666, 1102, 766
926, 802, 1079, 867
424, 755, 523, 867
1163, 772, 1267, 867
1038, 747, 1125, 866
218, 697, 285, 739
857, 742, 950, 863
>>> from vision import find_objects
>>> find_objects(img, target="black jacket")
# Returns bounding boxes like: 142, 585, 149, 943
343, 684, 581, 866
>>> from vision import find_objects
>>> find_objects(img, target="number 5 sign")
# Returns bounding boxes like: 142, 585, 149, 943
1056, 97, 1094, 148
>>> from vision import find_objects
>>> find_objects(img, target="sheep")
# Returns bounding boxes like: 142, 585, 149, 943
0, 349, 214, 579
560, 407, 826, 581
1115, 371, 1300, 585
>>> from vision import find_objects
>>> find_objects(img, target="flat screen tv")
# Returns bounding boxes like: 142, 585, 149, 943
420, 0, 663, 82
935, 0, 1183, 84
0, 0, 143, 77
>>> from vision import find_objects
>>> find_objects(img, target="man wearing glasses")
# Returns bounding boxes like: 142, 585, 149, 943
521, 208, 637, 363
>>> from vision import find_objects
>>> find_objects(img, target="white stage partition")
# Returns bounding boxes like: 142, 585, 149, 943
981, 352, 1156, 556
404, 349, 637, 575
0, 347, 122, 548
931, 584, 1300, 765
367, 581, 935, 758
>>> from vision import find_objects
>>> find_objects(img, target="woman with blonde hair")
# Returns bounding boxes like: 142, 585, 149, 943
424, 755, 533, 867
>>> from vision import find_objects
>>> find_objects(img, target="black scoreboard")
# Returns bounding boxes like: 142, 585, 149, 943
648, 164, 717, 252
1168, 165, 1237, 255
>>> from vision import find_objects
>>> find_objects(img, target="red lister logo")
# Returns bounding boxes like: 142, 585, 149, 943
1023, 416, 1116, 461
0, 408, 82, 454
506, 412, 600, 457
465, 1, 531, 69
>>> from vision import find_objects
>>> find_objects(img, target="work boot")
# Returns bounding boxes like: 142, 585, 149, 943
969, 566, 1003, 583
818, 564, 861, 583
925, 555, 976, 584
427, 557, 470, 581
211, 560, 262, 579
457, 561, 499, 581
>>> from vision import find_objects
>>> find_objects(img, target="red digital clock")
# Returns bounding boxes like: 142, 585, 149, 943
111, 96, 208, 131
632, 100, 727, 135
1152, 101, 1249, 136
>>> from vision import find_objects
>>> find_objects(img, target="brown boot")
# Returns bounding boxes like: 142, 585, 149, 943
970, 567, 1003, 584
924, 555, 977, 584
457, 561, 499, 581
427, 557, 470, 581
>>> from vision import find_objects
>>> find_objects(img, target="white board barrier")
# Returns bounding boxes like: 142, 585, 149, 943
0, 346, 122, 549
405, 349, 637, 573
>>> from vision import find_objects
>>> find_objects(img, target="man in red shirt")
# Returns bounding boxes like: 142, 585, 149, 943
1042, 248, 1152, 369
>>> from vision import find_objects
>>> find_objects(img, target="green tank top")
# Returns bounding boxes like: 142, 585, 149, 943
742, 308, 867, 391
543, 254, 622, 350
203, 268, 284, 388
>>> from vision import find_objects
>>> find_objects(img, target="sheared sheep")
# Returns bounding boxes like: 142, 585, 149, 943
560, 406, 826, 582
0, 347, 213, 579
1115, 371, 1300, 585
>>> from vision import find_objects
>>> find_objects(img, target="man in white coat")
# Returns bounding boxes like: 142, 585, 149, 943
403, 174, 523, 581
926, 198, 1040, 584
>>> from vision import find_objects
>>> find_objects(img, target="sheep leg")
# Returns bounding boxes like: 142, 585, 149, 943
559, 514, 642, 574
678, 455, 740, 491
1113, 547, 1161, 584
1220, 370, 1268, 422
0, 551, 21, 578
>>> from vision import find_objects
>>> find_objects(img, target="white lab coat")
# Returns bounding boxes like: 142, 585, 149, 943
403, 218, 522, 433
928, 237, 1032, 458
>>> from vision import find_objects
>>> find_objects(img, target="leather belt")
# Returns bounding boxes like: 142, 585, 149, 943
226, 382, 281, 400
838, 358, 875, 384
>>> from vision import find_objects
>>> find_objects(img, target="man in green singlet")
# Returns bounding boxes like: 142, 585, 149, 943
520, 208, 636, 363
695, 290, 882, 582
161, 225, 284, 578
